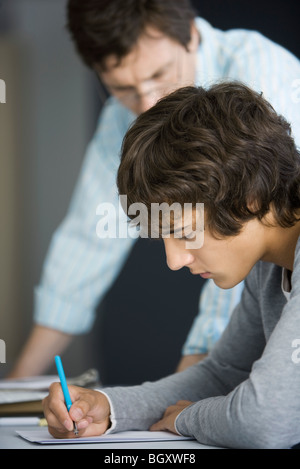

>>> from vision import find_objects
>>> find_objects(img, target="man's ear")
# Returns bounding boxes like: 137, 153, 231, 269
187, 21, 201, 53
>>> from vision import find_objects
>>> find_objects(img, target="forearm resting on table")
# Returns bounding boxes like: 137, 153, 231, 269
7, 324, 73, 378
176, 353, 207, 372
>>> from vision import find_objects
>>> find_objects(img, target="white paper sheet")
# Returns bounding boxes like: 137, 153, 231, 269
0, 376, 58, 390
16, 427, 194, 445
0, 370, 100, 404
0, 390, 48, 404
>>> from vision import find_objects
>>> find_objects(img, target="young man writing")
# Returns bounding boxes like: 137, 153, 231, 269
10, 0, 300, 378
43, 82, 300, 448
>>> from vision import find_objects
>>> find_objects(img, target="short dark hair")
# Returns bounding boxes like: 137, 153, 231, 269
66, 0, 197, 69
117, 82, 300, 237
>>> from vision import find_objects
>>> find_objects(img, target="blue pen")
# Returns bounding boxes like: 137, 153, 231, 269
55, 355, 78, 435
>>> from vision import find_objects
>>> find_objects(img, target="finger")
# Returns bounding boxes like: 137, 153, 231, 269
149, 418, 168, 432
69, 388, 105, 423
46, 397, 73, 432
75, 420, 110, 437
69, 395, 94, 423
43, 383, 73, 432
47, 425, 78, 439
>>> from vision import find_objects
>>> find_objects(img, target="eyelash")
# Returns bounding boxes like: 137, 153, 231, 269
181, 234, 196, 241
152, 71, 164, 79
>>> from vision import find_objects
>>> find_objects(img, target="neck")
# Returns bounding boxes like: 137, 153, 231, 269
262, 219, 300, 271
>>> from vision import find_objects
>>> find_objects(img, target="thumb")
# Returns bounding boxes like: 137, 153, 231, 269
69, 398, 91, 422
68, 388, 108, 424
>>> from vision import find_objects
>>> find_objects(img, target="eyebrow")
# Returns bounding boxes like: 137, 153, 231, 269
164, 225, 192, 236
108, 60, 174, 92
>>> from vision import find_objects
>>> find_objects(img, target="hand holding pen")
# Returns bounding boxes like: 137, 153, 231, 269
42, 357, 111, 439
54, 355, 79, 436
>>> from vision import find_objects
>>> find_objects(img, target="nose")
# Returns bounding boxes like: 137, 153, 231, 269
138, 94, 157, 113
135, 82, 164, 114
164, 239, 195, 271
136, 89, 161, 113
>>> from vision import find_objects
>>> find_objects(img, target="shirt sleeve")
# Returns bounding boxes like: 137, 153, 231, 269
34, 99, 136, 334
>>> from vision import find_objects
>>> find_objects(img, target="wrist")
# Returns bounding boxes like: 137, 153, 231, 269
96, 390, 115, 433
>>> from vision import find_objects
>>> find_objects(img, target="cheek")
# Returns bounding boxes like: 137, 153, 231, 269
204, 245, 242, 278
218, 251, 255, 288
211, 252, 245, 288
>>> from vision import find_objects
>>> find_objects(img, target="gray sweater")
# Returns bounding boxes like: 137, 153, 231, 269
102, 236, 300, 449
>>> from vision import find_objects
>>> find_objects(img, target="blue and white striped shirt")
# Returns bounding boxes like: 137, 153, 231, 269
34, 18, 300, 354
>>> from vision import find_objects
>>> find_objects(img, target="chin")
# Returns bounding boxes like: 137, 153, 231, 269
213, 277, 240, 290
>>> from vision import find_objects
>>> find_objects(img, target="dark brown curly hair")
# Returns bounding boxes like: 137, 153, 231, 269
117, 81, 300, 237
66, 0, 197, 69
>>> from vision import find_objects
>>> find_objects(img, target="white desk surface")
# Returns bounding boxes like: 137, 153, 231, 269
0, 425, 221, 450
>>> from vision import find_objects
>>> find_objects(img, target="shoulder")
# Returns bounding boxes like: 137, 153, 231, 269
196, 16, 299, 63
